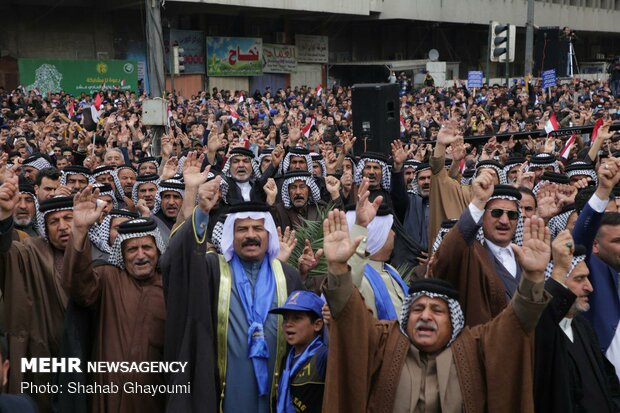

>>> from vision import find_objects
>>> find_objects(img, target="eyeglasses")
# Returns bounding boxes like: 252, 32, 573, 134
487, 208, 520, 220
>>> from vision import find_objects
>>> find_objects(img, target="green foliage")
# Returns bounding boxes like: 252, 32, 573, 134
287, 203, 334, 279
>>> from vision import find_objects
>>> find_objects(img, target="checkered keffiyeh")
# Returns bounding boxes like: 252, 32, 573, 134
131, 179, 161, 211
221, 153, 261, 179
544, 253, 587, 280
108, 219, 167, 270
281, 176, 322, 209
566, 166, 598, 185
210, 219, 225, 254
24, 156, 52, 171
281, 151, 313, 175
36, 197, 74, 241
354, 158, 391, 191
153, 179, 185, 214
548, 208, 576, 240
476, 195, 523, 246
310, 153, 327, 177
399, 291, 464, 347
476, 163, 507, 185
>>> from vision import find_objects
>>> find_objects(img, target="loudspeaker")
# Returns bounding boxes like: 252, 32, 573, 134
352, 83, 399, 154
533, 27, 570, 77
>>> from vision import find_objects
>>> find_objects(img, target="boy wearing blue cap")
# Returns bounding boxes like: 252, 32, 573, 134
269, 290, 327, 413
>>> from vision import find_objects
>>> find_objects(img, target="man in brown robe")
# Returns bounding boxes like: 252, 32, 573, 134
320, 204, 552, 412
0, 175, 72, 412
62, 186, 167, 413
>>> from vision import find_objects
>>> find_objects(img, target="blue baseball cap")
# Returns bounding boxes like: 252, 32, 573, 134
269, 290, 325, 319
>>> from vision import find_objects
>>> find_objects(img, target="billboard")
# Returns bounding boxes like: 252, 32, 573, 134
262, 44, 297, 73
207, 37, 262, 76
18, 58, 139, 95
295, 35, 328, 63
164, 30, 206, 74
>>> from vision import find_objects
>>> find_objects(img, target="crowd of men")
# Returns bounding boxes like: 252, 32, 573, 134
0, 75, 619, 412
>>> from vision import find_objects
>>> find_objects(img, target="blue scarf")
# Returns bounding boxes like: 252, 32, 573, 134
364, 263, 409, 320
276, 336, 325, 413
231, 254, 276, 396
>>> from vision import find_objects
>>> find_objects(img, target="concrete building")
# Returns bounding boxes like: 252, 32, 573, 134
1, 0, 619, 93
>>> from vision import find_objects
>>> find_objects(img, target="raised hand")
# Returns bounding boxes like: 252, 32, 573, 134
355, 177, 383, 228
550, 230, 575, 282
183, 151, 210, 188
73, 185, 106, 232
323, 209, 363, 274
136, 199, 151, 217
161, 156, 179, 180
471, 170, 495, 210
391, 140, 408, 171
198, 176, 221, 214
511, 215, 551, 282
0, 175, 19, 221
325, 175, 341, 200
436, 119, 462, 147
271, 144, 284, 168
276, 226, 297, 263
298, 239, 324, 277
263, 178, 278, 206
340, 171, 353, 197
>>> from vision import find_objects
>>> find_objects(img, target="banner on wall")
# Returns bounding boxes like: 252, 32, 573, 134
262, 44, 297, 73
295, 35, 328, 63
18, 58, 139, 95
164, 30, 206, 74
207, 36, 263, 76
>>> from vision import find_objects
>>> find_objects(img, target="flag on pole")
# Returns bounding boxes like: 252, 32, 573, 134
590, 117, 604, 143
239, 92, 245, 103
459, 159, 466, 174
559, 133, 576, 159
94, 93, 102, 111
121, 79, 126, 87
400, 116, 406, 133
67, 101, 75, 118
544, 113, 560, 134
302, 117, 316, 138
316, 85, 322, 97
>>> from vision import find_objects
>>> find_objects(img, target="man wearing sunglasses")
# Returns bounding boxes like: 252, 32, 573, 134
432, 170, 527, 327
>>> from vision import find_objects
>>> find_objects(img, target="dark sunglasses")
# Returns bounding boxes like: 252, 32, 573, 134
487, 208, 519, 220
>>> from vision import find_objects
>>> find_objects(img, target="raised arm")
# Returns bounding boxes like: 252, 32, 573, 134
63, 185, 107, 307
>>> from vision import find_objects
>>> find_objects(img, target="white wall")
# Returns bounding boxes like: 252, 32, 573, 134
377, 0, 620, 33
290, 64, 322, 88
168, 0, 370, 15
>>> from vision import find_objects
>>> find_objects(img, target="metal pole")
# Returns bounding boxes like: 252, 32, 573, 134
505, 27, 510, 86
145, 0, 165, 97
524, 0, 534, 77
486, 21, 492, 85
170, 31, 175, 95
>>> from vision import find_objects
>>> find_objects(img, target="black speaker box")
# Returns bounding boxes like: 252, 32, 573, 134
352, 83, 400, 154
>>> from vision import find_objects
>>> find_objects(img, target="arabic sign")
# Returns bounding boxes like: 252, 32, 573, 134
542, 69, 557, 89
18, 58, 139, 95
207, 37, 262, 76
262, 44, 297, 73
295, 35, 328, 63
165, 30, 206, 74
467, 71, 484, 89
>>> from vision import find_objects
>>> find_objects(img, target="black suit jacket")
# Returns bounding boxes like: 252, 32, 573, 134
535, 278, 620, 413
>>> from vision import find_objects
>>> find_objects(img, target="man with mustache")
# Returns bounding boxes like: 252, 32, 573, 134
0, 176, 73, 411
154, 178, 184, 231
63, 186, 167, 413
220, 147, 272, 206
12, 177, 39, 237
162, 184, 302, 413
534, 231, 620, 412
320, 205, 552, 412
432, 170, 524, 326
60, 165, 90, 193
269, 171, 342, 230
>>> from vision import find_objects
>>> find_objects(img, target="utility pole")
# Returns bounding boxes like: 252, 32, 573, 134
145, 0, 165, 98
524, 0, 535, 77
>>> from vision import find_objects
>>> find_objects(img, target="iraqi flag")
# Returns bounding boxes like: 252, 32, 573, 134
590, 117, 604, 143
302, 117, 316, 138
559, 133, 576, 159
239, 92, 244, 103
229, 107, 240, 124
544, 113, 560, 134
400, 116, 406, 133
316, 85, 322, 97
67, 101, 75, 119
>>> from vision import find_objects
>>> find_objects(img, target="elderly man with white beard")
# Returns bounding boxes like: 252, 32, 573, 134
12, 177, 39, 238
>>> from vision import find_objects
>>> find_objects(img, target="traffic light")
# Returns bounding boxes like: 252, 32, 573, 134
490, 22, 515, 63
172, 45, 185, 75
